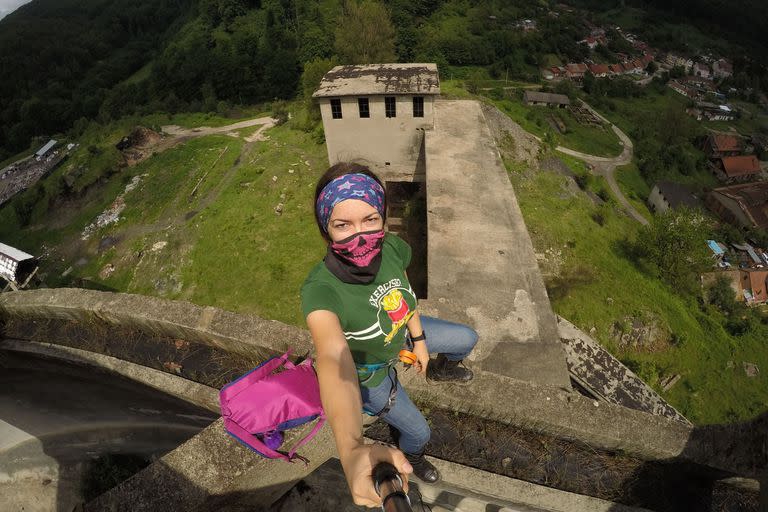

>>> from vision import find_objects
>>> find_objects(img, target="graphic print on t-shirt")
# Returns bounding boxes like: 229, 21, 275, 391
343, 279, 417, 346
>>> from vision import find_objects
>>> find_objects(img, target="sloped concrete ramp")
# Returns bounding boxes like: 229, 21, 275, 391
422, 100, 571, 389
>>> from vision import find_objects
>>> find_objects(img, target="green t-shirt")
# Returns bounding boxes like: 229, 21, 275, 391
301, 233, 418, 387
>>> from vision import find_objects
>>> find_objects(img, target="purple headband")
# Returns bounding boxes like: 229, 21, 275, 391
316, 173, 385, 232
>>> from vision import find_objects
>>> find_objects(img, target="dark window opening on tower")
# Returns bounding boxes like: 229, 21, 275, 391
358, 98, 370, 118
385, 97, 396, 118
413, 96, 424, 118
330, 99, 342, 119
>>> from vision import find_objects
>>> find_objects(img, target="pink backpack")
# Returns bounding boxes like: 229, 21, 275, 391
219, 350, 325, 463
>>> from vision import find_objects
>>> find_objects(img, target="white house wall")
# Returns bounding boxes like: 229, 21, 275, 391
319, 95, 434, 175
647, 185, 669, 214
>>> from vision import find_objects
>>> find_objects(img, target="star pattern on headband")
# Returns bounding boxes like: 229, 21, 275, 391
337, 181, 353, 190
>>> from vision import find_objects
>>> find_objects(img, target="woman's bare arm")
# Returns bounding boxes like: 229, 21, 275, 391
306, 309, 411, 507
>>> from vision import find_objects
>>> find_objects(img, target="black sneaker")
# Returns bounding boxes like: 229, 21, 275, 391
427, 354, 474, 383
404, 451, 440, 483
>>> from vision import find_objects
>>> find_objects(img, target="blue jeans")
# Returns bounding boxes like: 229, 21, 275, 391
360, 315, 478, 454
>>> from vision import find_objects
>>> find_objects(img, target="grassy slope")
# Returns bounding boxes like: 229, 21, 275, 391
77, 117, 329, 325
0, 107, 329, 326
508, 162, 768, 424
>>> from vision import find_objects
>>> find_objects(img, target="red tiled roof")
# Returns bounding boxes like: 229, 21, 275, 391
710, 134, 744, 153
741, 269, 768, 302
609, 64, 623, 74
622, 62, 634, 72
588, 64, 609, 75
641, 54, 654, 65
721, 155, 761, 177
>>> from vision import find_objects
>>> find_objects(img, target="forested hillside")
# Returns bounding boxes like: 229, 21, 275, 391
2, 0, 766, 163
0, 0, 195, 161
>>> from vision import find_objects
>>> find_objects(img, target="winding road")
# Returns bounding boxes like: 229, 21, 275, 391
554, 101, 648, 225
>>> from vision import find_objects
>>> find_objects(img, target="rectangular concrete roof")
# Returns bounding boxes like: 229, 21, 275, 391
0, 242, 33, 262
312, 63, 440, 98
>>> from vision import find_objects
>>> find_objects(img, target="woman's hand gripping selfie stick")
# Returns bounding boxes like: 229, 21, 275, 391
373, 462, 413, 512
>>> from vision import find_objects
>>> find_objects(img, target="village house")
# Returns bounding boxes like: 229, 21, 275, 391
647, 181, 701, 214
640, 54, 655, 67
693, 62, 711, 79
706, 182, 768, 230
523, 91, 571, 108
588, 64, 609, 78
703, 133, 744, 159
579, 35, 605, 49
668, 80, 697, 99
663, 53, 694, 72
549, 66, 566, 79
702, 267, 768, 304
609, 63, 624, 75
629, 59, 645, 74
313, 63, 440, 179
740, 269, 768, 303
712, 155, 761, 183
566, 63, 588, 80
713, 59, 734, 79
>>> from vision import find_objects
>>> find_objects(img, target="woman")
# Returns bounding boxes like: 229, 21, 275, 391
301, 162, 478, 507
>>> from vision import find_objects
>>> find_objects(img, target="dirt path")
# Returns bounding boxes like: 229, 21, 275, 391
553, 101, 648, 225
161, 117, 275, 140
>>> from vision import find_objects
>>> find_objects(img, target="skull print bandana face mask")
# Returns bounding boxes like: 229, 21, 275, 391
324, 230, 385, 284
330, 229, 385, 267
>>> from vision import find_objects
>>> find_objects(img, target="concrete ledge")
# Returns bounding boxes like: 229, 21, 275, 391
84, 418, 335, 511
0, 288, 312, 358
2, 289, 765, 481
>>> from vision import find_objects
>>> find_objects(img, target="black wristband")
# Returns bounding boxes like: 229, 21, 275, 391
410, 332, 426, 342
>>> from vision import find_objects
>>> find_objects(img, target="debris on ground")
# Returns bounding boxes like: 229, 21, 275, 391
98, 263, 115, 279
163, 361, 183, 374
743, 362, 759, 377
81, 175, 146, 240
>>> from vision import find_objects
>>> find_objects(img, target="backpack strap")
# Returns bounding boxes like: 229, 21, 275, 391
221, 350, 294, 397
286, 414, 326, 462
224, 414, 326, 466
223, 416, 291, 461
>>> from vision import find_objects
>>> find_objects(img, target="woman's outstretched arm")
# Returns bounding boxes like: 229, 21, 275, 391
306, 309, 412, 507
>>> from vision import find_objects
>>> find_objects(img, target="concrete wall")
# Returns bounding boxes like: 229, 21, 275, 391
647, 185, 670, 214
320, 94, 434, 176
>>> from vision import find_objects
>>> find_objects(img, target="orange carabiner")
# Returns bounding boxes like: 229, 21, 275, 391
398, 349, 418, 366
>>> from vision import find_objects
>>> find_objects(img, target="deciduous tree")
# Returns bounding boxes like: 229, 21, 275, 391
334, 0, 396, 64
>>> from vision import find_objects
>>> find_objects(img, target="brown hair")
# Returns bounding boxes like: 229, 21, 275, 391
313, 162, 387, 241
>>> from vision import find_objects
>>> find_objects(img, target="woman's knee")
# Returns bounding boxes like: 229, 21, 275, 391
459, 324, 479, 352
